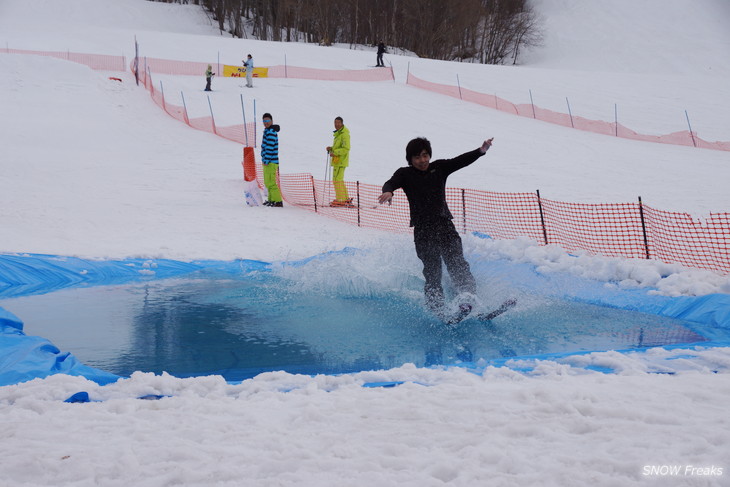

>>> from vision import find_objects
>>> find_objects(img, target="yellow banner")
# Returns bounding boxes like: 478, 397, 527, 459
223, 65, 269, 78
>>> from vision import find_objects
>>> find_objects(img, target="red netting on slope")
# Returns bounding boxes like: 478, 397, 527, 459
135, 57, 394, 81
406, 72, 730, 152
142, 70, 257, 145
266, 65, 395, 81
3, 48, 126, 71
268, 168, 730, 274
539, 199, 648, 259
643, 207, 730, 273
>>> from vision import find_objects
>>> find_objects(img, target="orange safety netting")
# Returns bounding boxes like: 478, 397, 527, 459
406, 71, 730, 152
539, 199, 648, 259
243, 160, 730, 274
135, 56, 395, 81
643, 208, 730, 273
143, 72, 258, 145
3, 48, 126, 71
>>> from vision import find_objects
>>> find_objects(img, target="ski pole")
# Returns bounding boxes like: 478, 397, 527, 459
323, 152, 332, 203
323, 151, 330, 181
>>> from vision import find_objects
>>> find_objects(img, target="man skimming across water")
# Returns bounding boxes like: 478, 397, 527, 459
379, 137, 494, 321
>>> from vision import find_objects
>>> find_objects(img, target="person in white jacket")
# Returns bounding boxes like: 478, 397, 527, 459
243, 54, 254, 88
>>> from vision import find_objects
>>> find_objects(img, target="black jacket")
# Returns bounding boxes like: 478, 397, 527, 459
382, 148, 484, 227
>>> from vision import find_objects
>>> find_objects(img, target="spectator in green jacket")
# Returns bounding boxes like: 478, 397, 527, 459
326, 116, 352, 207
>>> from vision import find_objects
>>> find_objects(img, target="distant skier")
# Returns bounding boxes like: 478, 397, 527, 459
204, 65, 215, 91
243, 54, 254, 88
376, 42, 387, 67
378, 137, 494, 317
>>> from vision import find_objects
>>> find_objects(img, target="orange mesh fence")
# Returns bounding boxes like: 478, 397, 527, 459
274, 174, 729, 273
643, 207, 730, 273
266, 65, 395, 81
459, 189, 545, 241
539, 199, 648, 259
134, 56, 394, 81
141, 68, 257, 146
277, 175, 412, 233
3, 48, 126, 71
407, 71, 730, 152
357, 183, 412, 233
137, 57, 209, 76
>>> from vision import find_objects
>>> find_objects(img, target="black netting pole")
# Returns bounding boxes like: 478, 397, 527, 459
536, 190, 548, 245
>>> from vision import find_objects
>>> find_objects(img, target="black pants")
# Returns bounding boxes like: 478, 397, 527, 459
377, 53, 383, 66
413, 219, 476, 311
205, 77, 212, 91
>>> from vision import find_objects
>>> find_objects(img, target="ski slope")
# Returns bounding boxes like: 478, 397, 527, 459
1, 0, 729, 485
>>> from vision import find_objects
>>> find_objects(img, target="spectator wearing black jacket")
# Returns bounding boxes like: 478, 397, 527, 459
379, 137, 494, 314
376, 42, 386, 67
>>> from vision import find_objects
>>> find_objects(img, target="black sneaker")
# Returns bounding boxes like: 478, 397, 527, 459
271, 201, 283, 207
263, 200, 272, 206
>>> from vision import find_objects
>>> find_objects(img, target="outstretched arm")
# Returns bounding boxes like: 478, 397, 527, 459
379, 169, 405, 205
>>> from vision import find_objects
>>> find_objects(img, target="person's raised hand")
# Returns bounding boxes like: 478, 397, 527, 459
481, 138, 494, 153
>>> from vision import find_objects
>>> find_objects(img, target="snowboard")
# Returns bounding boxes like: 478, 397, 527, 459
442, 298, 516, 325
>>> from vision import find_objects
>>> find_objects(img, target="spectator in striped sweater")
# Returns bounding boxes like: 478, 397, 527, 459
261, 113, 282, 207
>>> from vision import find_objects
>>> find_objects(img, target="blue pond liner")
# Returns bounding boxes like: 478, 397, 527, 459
1, 251, 729, 387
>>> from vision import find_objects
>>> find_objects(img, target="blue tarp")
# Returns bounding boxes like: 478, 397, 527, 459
474, 258, 730, 333
0, 253, 269, 299
1, 251, 728, 387
0, 253, 270, 386
1, 307, 118, 385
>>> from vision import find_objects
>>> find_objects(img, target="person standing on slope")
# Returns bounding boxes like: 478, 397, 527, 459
376, 42, 386, 67
378, 137, 494, 316
204, 64, 215, 91
261, 113, 283, 207
243, 54, 254, 88
326, 116, 353, 207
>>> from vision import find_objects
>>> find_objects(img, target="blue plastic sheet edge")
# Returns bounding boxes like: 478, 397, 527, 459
1, 250, 729, 388
0, 253, 271, 387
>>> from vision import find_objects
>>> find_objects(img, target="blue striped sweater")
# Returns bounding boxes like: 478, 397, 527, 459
261, 125, 280, 164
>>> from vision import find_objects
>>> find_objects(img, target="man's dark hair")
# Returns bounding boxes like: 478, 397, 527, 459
405, 137, 432, 165
335, 116, 343, 123
263, 112, 272, 120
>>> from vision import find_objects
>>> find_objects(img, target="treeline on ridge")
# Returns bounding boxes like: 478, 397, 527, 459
150, 0, 542, 65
